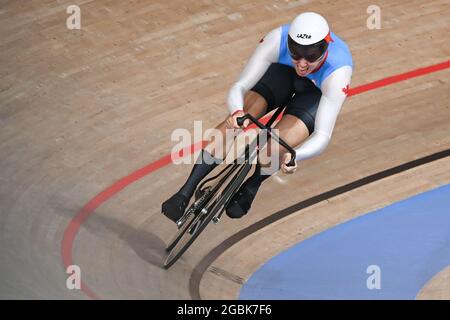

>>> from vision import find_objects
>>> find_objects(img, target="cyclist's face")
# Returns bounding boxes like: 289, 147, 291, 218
292, 55, 324, 77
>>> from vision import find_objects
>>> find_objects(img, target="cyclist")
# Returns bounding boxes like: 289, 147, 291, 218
162, 12, 353, 223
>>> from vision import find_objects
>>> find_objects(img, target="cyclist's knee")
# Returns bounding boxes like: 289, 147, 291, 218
257, 144, 287, 171
243, 91, 268, 118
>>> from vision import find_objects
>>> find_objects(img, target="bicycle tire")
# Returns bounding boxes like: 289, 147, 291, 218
165, 164, 239, 253
164, 162, 252, 269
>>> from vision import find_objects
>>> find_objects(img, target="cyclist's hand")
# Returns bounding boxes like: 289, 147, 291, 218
281, 152, 297, 174
226, 110, 249, 129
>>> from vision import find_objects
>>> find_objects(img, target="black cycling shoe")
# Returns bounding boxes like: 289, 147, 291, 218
225, 183, 257, 219
161, 193, 189, 223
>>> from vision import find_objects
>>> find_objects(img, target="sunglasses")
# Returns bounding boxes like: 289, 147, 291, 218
288, 36, 329, 63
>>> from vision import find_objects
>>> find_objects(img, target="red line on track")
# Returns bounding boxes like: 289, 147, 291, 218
347, 60, 450, 96
61, 60, 450, 299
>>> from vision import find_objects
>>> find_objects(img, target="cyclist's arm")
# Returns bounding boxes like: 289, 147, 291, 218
227, 27, 281, 114
294, 66, 353, 161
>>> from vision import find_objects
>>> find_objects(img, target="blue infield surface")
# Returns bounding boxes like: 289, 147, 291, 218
240, 184, 450, 299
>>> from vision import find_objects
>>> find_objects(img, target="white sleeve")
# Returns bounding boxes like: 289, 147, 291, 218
227, 27, 281, 114
294, 66, 353, 161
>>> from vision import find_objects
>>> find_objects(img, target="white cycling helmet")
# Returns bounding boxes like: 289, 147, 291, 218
288, 12, 331, 62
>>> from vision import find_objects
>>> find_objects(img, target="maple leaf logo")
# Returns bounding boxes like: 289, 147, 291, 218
342, 84, 350, 96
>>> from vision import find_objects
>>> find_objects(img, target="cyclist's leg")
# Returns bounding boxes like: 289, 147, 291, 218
204, 90, 268, 160
225, 115, 311, 219
161, 91, 268, 223
210, 63, 297, 161
224, 64, 299, 218
259, 78, 321, 168
226, 76, 321, 219
179, 90, 268, 194
259, 114, 310, 169
163, 63, 295, 222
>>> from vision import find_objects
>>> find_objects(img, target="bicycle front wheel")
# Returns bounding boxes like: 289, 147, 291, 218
164, 163, 252, 269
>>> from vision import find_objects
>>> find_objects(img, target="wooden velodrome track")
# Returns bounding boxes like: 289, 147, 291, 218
0, 0, 449, 299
